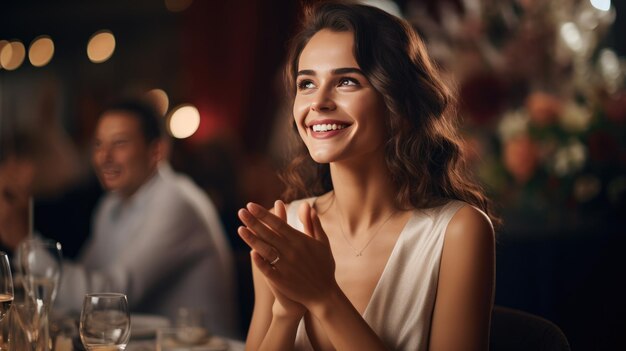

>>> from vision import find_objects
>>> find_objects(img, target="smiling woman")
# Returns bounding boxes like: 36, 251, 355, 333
293, 30, 389, 164
238, 2, 497, 351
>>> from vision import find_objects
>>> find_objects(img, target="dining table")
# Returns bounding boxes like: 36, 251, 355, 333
50, 328, 246, 351
48, 311, 246, 351
127, 337, 245, 351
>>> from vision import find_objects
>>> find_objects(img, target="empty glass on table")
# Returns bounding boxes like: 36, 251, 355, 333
80, 293, 131, 351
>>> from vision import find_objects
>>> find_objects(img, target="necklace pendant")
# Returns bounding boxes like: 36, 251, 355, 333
356, 252, 362, 257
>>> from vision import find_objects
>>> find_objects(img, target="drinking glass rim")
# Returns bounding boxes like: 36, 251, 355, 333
85, 292, 128, 299
19, 238, 63, 250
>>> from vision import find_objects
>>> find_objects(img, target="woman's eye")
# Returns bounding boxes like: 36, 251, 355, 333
338, 77, 359, 86
297, 80, 315, 90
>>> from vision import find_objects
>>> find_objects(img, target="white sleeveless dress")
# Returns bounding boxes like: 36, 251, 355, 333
289, 198, 467, 351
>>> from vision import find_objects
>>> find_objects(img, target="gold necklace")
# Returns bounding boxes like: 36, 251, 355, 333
333, 194, 398, 257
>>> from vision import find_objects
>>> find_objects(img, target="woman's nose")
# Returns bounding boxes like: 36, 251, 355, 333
311, 89, 337, 112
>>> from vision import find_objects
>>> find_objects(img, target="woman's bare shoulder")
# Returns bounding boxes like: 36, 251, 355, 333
445, 204, 494, 248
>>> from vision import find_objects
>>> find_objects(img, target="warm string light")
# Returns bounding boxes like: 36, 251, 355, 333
165, 0, 193, 12
87, 30, 116, 63
28, 36, 55, 67
1, 29, 117, 70
0, 40, 25, 70
145, 89, 170, 117
168, 104, 200, 139
0, 37, 55, 69
0, 40, 8, 69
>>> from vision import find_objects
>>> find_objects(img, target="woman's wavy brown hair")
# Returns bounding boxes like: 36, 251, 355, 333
281, 1, 498, 225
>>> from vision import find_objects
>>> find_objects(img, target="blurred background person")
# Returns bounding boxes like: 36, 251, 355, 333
0, 147, 33, 252
0, 99, 239, 338
0, 85, 84, 254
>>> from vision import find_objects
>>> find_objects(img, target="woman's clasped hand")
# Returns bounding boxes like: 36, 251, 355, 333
238, 201, 339, 317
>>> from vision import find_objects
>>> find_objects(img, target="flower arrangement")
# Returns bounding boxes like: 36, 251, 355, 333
480, 90, 626, 213
406, 0, 626, 216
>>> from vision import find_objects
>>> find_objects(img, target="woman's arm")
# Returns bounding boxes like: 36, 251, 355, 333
429, 205, 496, 351
245, 255, 301, 350
306, 285, 388, 350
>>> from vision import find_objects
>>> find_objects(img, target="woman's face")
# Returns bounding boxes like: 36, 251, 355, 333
293, 29, 389, 165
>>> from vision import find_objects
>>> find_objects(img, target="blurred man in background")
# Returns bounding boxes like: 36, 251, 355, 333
1, 99, 238, 337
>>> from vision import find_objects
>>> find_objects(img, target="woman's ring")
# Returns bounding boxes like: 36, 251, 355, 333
269, 256, 280, 265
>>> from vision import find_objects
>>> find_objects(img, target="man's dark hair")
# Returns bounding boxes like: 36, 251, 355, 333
102, 99, 164, 143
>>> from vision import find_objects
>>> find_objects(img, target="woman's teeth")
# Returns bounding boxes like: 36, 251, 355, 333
312, 124, 347, 132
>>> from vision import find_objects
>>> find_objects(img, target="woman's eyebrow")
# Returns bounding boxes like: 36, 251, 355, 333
297, 67, 364, 77
297, 69, 316, 77
332, 67, 364, 75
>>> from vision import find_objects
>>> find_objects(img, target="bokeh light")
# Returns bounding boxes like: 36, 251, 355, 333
0, 40, 9, 69
165, 0, 193, 12
28, 36, 55, 67
0, 40, 26, 70
145, 89, 170, 117
560, 22, 583, 52
87, 30, 116, 63
168, 104, 201, 139
590, 0, 611, 12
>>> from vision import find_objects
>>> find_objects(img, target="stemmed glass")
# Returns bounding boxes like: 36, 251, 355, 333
17, 238, 63, 306
0, 252, 14, 350
0, 253, 13, 322
13, 299, 46, 351
80, 293, 131, 351
13, 239, 62, 350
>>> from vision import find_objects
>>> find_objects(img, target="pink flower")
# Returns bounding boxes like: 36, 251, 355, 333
525, 92, 562, 127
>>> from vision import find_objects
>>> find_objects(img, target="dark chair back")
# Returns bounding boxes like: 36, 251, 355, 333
490, 306, 570, 351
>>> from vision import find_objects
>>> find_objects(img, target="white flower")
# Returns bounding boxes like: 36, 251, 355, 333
552, 138, 587, 176
559, 102, 592, 133
498, 110, 529, 142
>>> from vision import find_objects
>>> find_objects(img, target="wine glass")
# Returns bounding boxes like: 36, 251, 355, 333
17, 238, 63, 306
80, 293, 131, 351
0, 252, 14, 350
0, 253, 13, 321
13, 299, 47, 351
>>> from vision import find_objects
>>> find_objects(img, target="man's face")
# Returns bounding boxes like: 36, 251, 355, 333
92, 111, 160, 198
